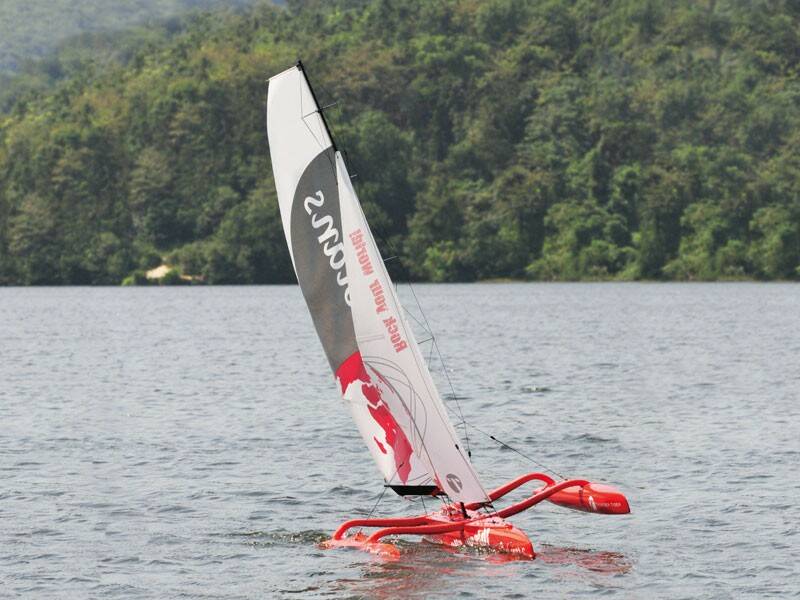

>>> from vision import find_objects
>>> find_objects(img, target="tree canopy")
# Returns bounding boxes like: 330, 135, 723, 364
1, 0, 799, 285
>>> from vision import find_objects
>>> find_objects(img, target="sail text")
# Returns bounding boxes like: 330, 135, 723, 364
349, 229, 374, 276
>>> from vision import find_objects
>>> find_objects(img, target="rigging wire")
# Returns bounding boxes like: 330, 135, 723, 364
401, 282, 473, 456
358, 459, 406, 529
465, 422, 566, 480
361, 484, 388, 527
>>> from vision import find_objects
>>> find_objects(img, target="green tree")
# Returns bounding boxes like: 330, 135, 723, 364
527, 200, 634, 280
748, 205, 800, 279
129, 147, 180, 246
202, 182, 292, 284
8, 193, 60, 284
664, 202, 734, 280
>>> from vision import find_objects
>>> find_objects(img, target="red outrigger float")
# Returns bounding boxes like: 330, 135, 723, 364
323, 473, 630, 559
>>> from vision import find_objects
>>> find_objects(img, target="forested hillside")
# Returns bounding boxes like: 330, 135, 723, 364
1, 0, 799, 285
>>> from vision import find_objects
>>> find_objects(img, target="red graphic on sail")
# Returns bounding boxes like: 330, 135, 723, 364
336, 351, 413, 482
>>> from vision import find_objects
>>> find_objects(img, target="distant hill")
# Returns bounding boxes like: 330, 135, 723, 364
0, 0, 257, 75
0, 0, 798, 285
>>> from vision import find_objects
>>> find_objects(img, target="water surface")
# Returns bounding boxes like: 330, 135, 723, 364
1, 284, 798, 598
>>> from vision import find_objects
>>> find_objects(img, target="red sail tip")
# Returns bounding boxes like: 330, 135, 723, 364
546, 482, 631, 514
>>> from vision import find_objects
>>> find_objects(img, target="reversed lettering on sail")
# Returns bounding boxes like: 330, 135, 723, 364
289, 148, 356, 371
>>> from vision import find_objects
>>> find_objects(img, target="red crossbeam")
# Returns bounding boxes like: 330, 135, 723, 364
332, 474, 592, 545
466, 472, 556, 510
366, 520, 470, 543
495, 478, 589, 519
332, 515, 430, 540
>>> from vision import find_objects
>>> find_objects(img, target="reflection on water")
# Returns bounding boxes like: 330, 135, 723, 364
321, 539, 630, 599
327, 544, 495, 599
536, 543, 633, 574
229, 526, 632, 597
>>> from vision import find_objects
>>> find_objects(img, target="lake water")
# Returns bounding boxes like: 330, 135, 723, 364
1, 283, 798, 599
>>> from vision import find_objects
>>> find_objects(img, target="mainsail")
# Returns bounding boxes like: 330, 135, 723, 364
267, 63, 489, 505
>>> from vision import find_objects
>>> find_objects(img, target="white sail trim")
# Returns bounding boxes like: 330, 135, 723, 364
335, 152, 490, 505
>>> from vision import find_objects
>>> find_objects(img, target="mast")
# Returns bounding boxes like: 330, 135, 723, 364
296, 60, 338, 153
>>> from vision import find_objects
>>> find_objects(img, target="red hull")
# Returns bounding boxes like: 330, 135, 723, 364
423, 508, 534, 558
321, 473, 630, 559
547, 482, 630, 514
321, 508, 533, 558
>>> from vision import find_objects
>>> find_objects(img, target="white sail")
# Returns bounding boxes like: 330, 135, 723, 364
267, 64, 432, 490
335, 152, 490, 506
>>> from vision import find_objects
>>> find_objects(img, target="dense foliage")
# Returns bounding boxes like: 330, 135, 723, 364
1, 0, 799, 285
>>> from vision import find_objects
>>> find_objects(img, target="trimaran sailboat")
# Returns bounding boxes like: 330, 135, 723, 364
266, 62, 630, 559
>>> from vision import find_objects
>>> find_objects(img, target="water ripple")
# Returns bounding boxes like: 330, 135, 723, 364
1, 284, 798, 599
